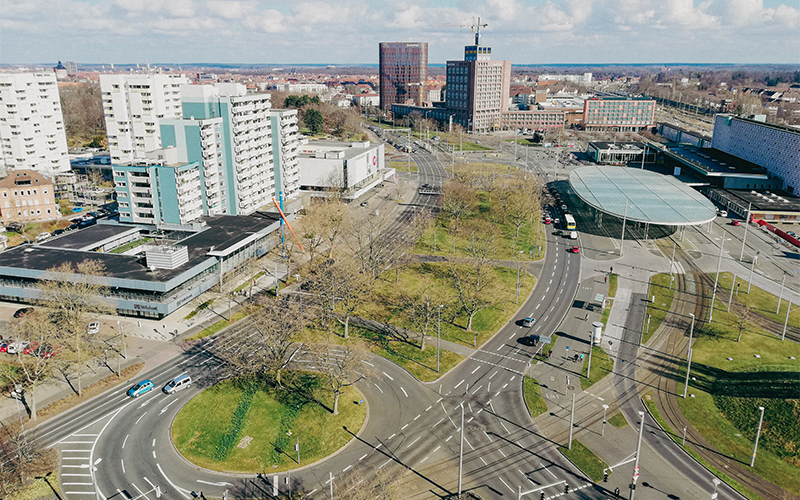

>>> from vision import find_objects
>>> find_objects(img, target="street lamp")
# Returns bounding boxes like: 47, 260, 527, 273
601, 404, 609, 437
748, 252, 759, 294
437, 305, 443, 373
683, 313, 695, 399
711, 478, 722, 500
709, 236, 728, 322
516, 250, 523, 304
629, 411, 645, 500
750, 405, 765, 467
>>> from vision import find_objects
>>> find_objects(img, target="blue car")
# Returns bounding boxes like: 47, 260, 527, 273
127, 380, 155, 398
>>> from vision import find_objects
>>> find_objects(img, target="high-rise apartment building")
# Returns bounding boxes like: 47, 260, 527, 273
445, 31, 511, 131
100, 73, 188, 164
0, 72, 70, 175
162, 83, 274, 216
379, 42, 428, 110
711, 114, 800, 194
114, 147, 203, 225
270, 109, 301, 200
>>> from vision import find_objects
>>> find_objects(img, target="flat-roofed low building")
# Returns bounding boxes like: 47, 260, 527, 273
501, 109, 565, 131
298, 140, 391, 198
0, 213, 288, 318
0, 169, 59, 224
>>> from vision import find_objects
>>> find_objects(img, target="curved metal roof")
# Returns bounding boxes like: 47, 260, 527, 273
569, 166, 717, 226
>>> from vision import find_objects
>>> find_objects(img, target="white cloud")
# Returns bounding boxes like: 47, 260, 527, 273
205, 0, 257, 20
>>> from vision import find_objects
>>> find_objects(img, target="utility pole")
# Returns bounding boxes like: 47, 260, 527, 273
568, 393, 576, 450
620, 199, 629, 256
437, 305, 442, 373
783, 299, 792, 341
776, 274, 786, 314
683, 313, 695, 399
586, 333, 593, 380
669, 240, 677, 289
727, 275, 736, 312
750, 406, 765, 467
601, 404, 609, 437
629, 411, 645, 500
709, 236, 726, 322
516, 250, 523, 304
748, 252, 759, 293
458, 403, 465, 498
739, 202, 752, 261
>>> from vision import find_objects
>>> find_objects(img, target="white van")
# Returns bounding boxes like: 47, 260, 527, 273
569, 231, 578, 240
163, 374, 192, 394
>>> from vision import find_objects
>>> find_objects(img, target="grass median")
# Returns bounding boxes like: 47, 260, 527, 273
172, 373, 366, 473
523, 376, 548, 417
644, 273, 675, 344
558, 440, 608, 483
580, 345, 614, 390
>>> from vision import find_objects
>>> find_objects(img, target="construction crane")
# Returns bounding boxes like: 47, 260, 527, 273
460, 16, 488, 46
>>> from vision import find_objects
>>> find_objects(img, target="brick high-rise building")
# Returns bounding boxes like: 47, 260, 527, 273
379, 42, 428, 110
445, 28, 511, 132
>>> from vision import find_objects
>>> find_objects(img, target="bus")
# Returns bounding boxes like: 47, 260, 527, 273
564, 214, 576, 231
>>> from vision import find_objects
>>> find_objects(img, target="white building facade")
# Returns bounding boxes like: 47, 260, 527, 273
270, 109, 301, 200
712, 114, 800, 194
101, 73, 188, 164
0, 72, 70, 175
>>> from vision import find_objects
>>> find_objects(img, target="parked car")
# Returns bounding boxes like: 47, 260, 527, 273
731, 220, 741, 226
570, 246, 580, 253
87, 322, 100, 335
7, 341, 30, 355
67, 223, 79, 230
522, 317, 536, 328
13, 307, 33, 318
0, 343, 9, 353
52, 229, 65, 236
127, 380, 156, 398
718, 210, 728, 217
32, 343, 58, 359
561, 204, 568, 211
35, 232, 51, 243
22, 342, 37, 355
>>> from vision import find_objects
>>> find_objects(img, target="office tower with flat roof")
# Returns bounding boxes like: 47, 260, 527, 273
0, 72, 70, 175
379, 42, 428, 110
100, 73, 189, 164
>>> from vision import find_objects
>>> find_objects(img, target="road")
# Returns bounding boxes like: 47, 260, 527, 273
30, 136, 768, 500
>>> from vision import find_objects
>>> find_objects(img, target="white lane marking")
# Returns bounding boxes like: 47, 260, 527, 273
490, 371, 498, 379
541, 462, 558, 478
454, 380, 464, 389
426, 405, 433, 411
61, 450, 92, 453
433, 445, 441, 453
62, 474, 92, 477
62, 483, 94, 486
382, 372, 394, 381
159, 399, 179, 415
131, 481, 149, 500
433, 418, 444, 428
72, 434, 99, 437
59, 441, 95, 444
499, 449, 506, 458
499, 476, 514, 493
484, 430, 494, 441
472, 366, 480, 374
359, 454, 369, 460
472, 385, 483, 394
388, 433, 396, 439
153, 450, 157, 458
158, 463, 192, 499
121, 459, 125, 474
536, 303, 541, 309
135, 412, 147, 425
413, 415, 421, 421
362, 360, 374, 367
401, 387, 408, 397
379, 459, 392, 469
152, 439, 156, 447
122, 434, 129, 449
196, 480, 234, 486
446, 435, 453, 442
343, 465, 352, 472
401, 424, 409, 430
373, 383, 384, 393
480, 457, 488, 465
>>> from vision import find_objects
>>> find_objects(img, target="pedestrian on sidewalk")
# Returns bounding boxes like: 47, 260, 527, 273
605, 275, 608, 283
585, 312, 589, 321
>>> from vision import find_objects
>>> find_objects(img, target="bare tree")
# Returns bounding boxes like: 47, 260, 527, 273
312, 338, 370, 415
441, 179, 477, 232
0, 422, 56, 497
306, 256, 373, 338
393, 282, 447, 350
36, 261, 112, 396
448, 220, 500, 334
215, 295, 307, 387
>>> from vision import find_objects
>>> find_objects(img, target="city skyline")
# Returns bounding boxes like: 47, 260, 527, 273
1, 0, 799, 66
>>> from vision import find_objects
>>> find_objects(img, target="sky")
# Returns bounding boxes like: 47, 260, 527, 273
1, 0, 799, 66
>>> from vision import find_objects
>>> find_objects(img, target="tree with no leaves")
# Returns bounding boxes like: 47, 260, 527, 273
37, 260, 112, 396
448, 220, 500, 334
306, 256, 373, 338
441, 179, 477, 232
214, 295, 307, 387
312, 338, 370, 415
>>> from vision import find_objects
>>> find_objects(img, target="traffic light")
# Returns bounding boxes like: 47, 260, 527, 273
564, 483, 570, 493
540, 493, 545, 500
603, 470, 609, 482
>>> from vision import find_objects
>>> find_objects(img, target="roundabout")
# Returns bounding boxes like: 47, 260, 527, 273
171, 374, 367, 474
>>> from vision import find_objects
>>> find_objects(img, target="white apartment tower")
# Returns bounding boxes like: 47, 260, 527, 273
100, 73, 188, 164
0, 72, 70, 175
270, 109, 301, 199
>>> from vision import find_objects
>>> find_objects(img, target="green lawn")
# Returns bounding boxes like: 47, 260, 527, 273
523, 376, 548, 417
608, 413, 628, 428
365, 262, 536, 348
644, 395, 764, 500
172, 374, 366, 473
675, 309, 800, 497
559, 440, 608, 483
188, 309, 250, 340
580, 345, 614, 390
608, 273, 618, 298
714, 272, 800, 328
644, 273, 676, 344
441, 139, 492, 151
360, 326, 465, 382
389, 160, 417, 172
109, 237, 153, 254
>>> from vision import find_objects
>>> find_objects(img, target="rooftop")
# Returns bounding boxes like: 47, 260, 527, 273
665, 144, 768, 177
569, 166, 717, 226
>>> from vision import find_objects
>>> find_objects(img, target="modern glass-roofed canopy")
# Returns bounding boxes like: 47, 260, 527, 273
569, 166, 717, 226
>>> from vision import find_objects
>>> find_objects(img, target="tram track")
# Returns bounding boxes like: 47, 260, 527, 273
644, 238, 791, 500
